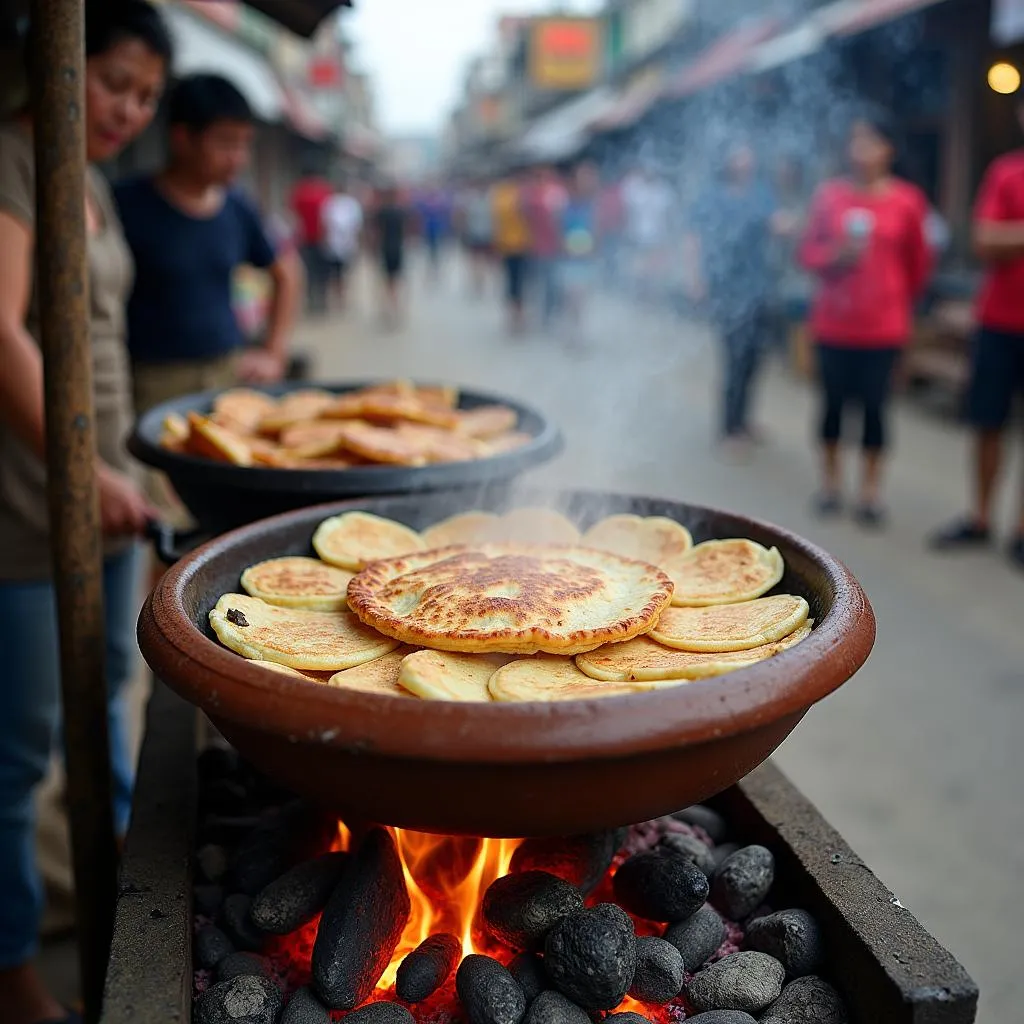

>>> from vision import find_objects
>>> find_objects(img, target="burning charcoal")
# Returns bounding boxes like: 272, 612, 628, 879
510, 832, 621, 895
604, 1014, 648, 1024
282, 987, 331, 1024
345, 1001, 417, 1024
744, 909, 823, 978
194, 973, 282, 1024
194, 884, 225, 918
672, 806, 727, 844
251, 852, 349, 935
686, 951, 784, 1014
220, 893, 265, 952
396, 932, 461, 1003
711, 846, 775, 920
628, 936, 684, 1004
660, 833, 716, 878
523, 989, 589, 1024
543, 903, 636, 1011
711, 844, 740, 870
312, 826, 411, 1010
685, 1013, 758, 1024
483, 871, 584, 950
195, 926, 235, 970
663, 905, 726, 972
216, 952, 276, 985
456, 954, 527, 1024
508, 952, 548, 1004
759, 976, 848, 1024
612, 848, 709, 923
197, 844, 229, 885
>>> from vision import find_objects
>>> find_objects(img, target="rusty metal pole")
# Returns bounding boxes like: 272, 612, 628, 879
29, 0, 118, 1019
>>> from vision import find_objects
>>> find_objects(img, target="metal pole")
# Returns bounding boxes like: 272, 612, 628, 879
29, 0, 118, 1020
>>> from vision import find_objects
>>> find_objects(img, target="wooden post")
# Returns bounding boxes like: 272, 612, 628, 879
29, 0, 118, 1019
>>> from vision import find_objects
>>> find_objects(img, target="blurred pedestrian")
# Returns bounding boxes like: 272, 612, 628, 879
686, 142, 779, 453
320, 176, 363, 313
290, 159, 333, 316
523, 164, 568, 328
415, 182, 450, 282
457, 179, 493, 298
491, 172, 532, 334
596, 168, 625, 288
0, 3, 171, 1020
116, 73, 301, 413
800, 110, 932, 526
558, 162, 600, 342
370, 184, 410, 328
622, 164, 674, 302
931, 94, 1024, 567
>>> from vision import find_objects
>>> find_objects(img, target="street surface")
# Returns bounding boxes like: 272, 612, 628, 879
301, 252, 1023, 1022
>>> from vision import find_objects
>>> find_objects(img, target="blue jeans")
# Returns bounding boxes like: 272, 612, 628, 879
0, 545, 140, 967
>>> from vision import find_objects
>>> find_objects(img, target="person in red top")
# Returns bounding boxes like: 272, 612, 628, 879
290, 166, 333, 315
799, 111, 931, 526
931, 96, 1024, 569
522, 165, 568, 327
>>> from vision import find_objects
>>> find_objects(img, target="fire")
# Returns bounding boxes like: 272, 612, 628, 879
378, 830, 521, 989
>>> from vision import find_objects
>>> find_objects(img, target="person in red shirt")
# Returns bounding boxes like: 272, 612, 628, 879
931, 96, 1024, 569
290, 167, 333, 315
522, 165, 568, 327
799, 111, 931, 526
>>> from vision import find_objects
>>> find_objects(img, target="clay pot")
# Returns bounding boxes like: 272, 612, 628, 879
138, 491, 874, 837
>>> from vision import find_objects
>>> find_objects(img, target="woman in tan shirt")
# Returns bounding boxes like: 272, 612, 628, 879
0, 4, 171, 1021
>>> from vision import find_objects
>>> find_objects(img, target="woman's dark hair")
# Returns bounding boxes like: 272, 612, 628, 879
852, 105, 901, 154
168, 73, 252, 132
85, 0, 173, 63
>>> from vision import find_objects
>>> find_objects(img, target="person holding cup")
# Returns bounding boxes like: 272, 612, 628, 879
799, 110, 932, 526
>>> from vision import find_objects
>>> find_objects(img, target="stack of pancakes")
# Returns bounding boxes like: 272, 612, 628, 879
210, 509, 813, 703
158, 380, 531, 470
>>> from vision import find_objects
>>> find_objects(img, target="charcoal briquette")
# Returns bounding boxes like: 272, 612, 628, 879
510, 832, 621, 894
456, 954, 527, 1024
216, 951, 276, 985
197, 844, 229, 885
628, 936, 684, 1004
659, 833, 716, 878
194, 974, 282, 1024
543, 903, 636, 1011
344, 1001, 417, 1024
759, 976, 849, 1024
282, 986, 331, 1024
602, 1013, 648, 1024
200, 813, 263, 846
395, 932, 461, 1002
194, 884, 225, 918
203, 777, 252, 814
220, 893, 265, 952
672, 805, 728, 844
685, 1013, 758, 1024
612, 847, 709, 922
522, 989, 589, 1024
663, 905, 726, 972
312, 826, 411, 1010
711, 844, 740, 869
508, 952, 548, 1004
251, 851, 349, 934
745, 909, 823, 978
195, 925, 234, 970
197, 745, 241, 784
711, 846, 775, 920
686, 951, 784, 1014
483, 870, 583, 950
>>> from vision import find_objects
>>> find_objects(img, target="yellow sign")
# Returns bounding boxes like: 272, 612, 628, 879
529, 17, 604, 91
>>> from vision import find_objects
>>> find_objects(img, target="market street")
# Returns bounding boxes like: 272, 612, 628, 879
299, 254, 1024, 1022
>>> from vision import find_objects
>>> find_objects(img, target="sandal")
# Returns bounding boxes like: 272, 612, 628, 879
928, 517, 991, 551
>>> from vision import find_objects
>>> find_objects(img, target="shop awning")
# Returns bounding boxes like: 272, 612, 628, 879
592, 73, 664, 132
163, 4, 286, 123
666, 17, 783, 98
243, 0, 352, 38
516, 86, 617, 162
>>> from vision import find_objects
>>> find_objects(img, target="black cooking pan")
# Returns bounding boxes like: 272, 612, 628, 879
128, 380, 563, 535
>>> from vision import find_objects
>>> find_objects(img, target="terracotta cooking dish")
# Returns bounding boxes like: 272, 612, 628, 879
139, 491, 875, 837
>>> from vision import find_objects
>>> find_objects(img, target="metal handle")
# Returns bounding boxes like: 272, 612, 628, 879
145, 520, 209, 566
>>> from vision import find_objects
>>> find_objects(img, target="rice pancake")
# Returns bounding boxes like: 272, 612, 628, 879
313, 512, 425, 571
576, 622, 812, 682
258, 390, 336, 435
485, 508, 582, 545
185, 412, 254, 466
666, 539, 784, 607
456, 406, 519, 439
335, 421, 430, 466
347, 545, 674, 655
213, 389, 277, 432
240, 556, 354, 611
582, 514, 693, 567
484, 431, 533, 455
393, 423, 489, 463
358, 392, 461, 429
650, 594, 809, 652
278, 420, 350, 457
329, 647, 419, 697
421, 511, 501, 549
489, 654, 685, 702
398, 650, 509, 701
210, 594, 400, 671
251, 661, 310, 680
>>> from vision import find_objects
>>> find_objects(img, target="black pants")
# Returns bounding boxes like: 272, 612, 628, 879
719, 310, 770, 438
817, 343, 900, 450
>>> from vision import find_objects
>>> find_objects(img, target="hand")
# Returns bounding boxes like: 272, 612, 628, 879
238, 348, 286, 384
832, 235, 867, 269
96, 462, 158, 538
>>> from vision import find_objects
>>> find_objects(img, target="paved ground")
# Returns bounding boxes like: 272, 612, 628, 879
301, 254, 1022, 1021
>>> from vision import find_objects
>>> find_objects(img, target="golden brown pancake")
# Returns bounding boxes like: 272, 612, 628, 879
483, 431, 532, 455
240, 556, 354, 611
576, 622, 812, 682
258, 390, 337, 435
213, 389, 277, 433
185, 413, 254, 466
160, 412, 189, 446
358, 392, 461, 429
278, 420, 350, 458
312, 511, 425, 571
650, 595, 809, 652
665, 539, 784, 607
421, 511, 501, 549
347, 544, 674, 655
488, 654, 685, 702
484, 508, 582, 545
210, 593, 400, 671
455, 405, 519, 439
393, 423, 489, 463
328, 646, 419, 696
582, 514, 693, 567
397, 650, 508, 701
335, 421, 429, 466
